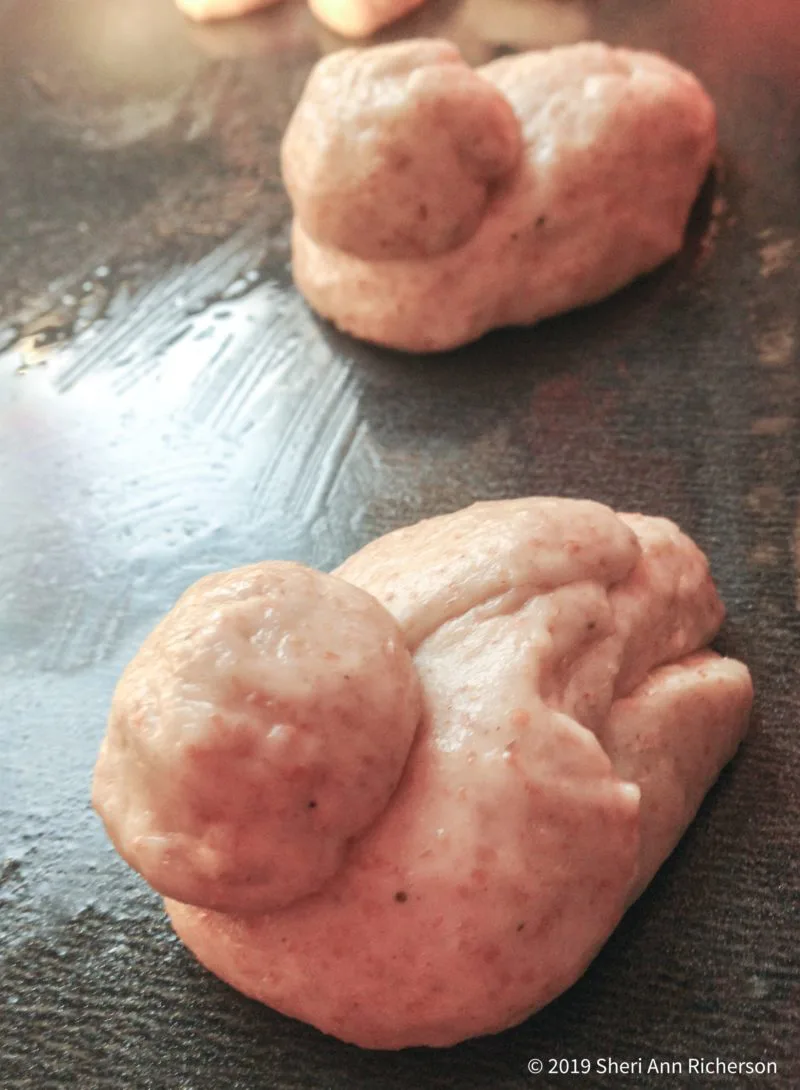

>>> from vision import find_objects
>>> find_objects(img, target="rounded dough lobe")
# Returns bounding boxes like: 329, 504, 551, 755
281, 40, 522, 262
93, 562, 421, 913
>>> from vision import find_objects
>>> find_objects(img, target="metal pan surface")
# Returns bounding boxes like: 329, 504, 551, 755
1, 1, 798, 1087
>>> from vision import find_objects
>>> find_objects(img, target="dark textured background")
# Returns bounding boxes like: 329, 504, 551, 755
1, 1, 798, 1087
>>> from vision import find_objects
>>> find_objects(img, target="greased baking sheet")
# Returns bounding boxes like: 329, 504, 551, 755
1, 1, 798, 1087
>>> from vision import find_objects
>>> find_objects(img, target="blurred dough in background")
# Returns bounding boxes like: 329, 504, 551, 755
177, 0, 284, 20
177, 0, 428, 37
308, 0, 427, 38
174, 0, 593, 61
6, 0, 204, 149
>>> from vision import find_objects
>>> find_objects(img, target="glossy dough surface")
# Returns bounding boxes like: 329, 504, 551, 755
284, 40, 717, 351
95, 499, 751, 1048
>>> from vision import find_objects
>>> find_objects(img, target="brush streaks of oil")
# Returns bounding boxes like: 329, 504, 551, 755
0, 236, 386, 934
0, 247, 385, 682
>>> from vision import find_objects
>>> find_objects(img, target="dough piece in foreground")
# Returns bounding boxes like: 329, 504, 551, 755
284, 40, 717, 351
94, 499, 752, 1048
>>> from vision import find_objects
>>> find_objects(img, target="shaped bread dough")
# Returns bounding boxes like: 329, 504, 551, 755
175, 0, 426, 37
283, 40, 717, 351
94, 498, 751, 1048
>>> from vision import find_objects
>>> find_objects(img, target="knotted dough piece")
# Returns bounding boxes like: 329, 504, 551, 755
93, 499, 752, 1048
284, 39, 717, 351
175, 0, 426, 37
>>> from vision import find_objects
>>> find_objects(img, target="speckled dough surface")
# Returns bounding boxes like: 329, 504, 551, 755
284, 39, 716, 351
96, 499, 752, 1048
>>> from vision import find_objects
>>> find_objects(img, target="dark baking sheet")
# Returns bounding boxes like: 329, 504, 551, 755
1, 1, 798, 1087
